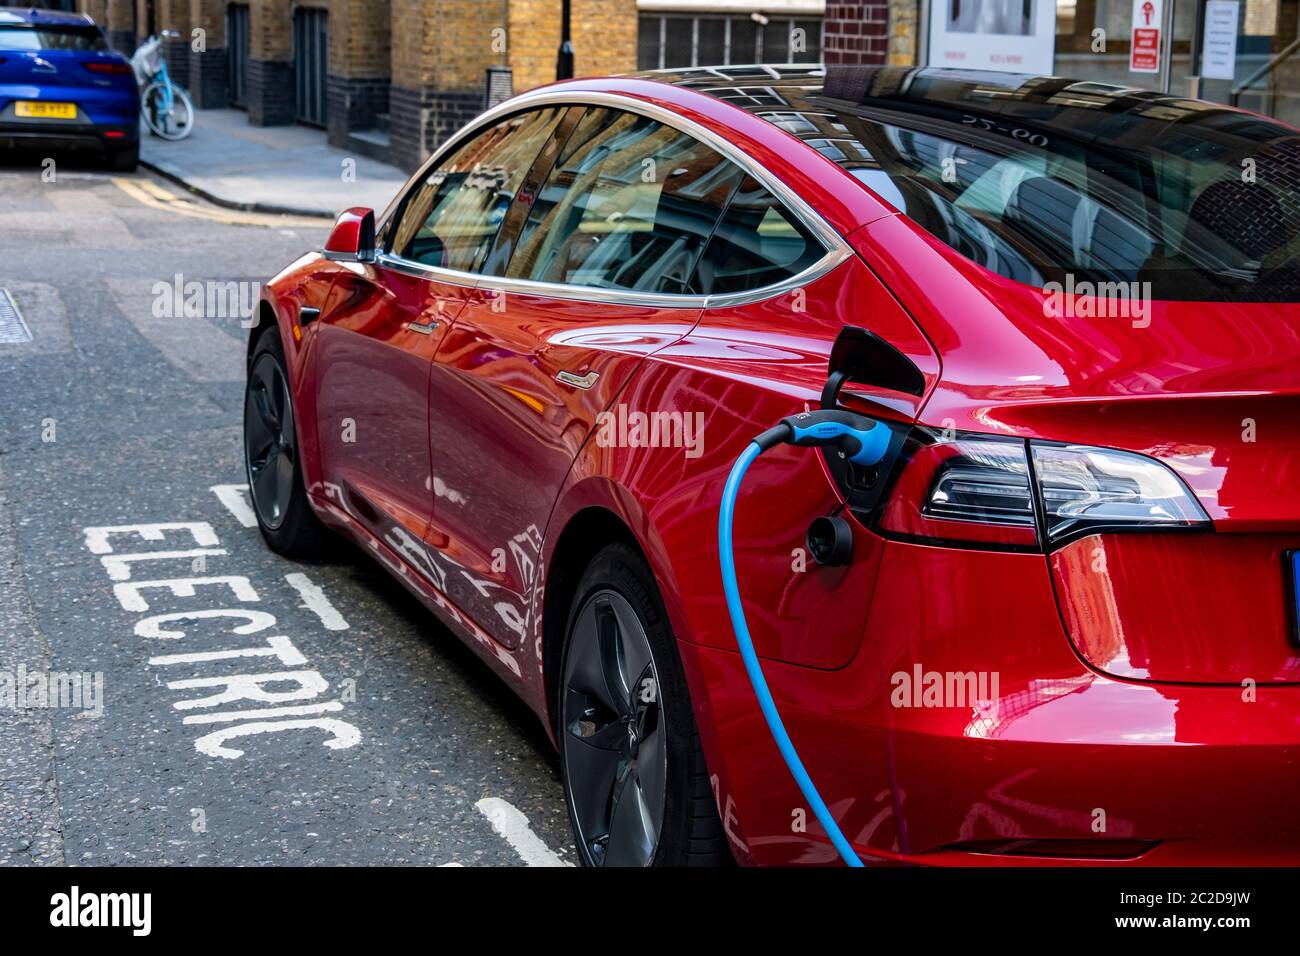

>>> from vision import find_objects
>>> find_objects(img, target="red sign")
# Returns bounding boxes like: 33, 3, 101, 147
1130, 0, 1163, 73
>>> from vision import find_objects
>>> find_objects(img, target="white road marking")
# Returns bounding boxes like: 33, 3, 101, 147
85, 521, 219, 555
284, 572, 350, 631
475, 797, 572, 868
180, 701, 344, 725
210, 483, 258, 528
101, 548, 227, 581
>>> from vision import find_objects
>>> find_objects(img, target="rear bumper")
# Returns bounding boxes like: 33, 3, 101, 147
681, 534, 1300, 866
0, 90, 139, 153
0, 120, 137, 153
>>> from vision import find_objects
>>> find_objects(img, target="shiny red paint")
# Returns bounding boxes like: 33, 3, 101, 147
256, 76, 1300, 866
324, 206, 375, 256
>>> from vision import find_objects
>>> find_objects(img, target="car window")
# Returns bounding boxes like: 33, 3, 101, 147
688, 176, 825, 295
505, 107, 746, 294
0, 25, 107, 51
796, 102, 1300, 302
390, 107, 565, 273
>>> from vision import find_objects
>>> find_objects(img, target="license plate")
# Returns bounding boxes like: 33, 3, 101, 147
1288, 551, 1300, 644
15, 101, 77, 120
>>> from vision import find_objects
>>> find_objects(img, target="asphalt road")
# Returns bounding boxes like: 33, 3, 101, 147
0, 158, 575, 867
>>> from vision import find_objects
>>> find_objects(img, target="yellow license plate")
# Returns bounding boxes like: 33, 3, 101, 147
15, 101, 77, 120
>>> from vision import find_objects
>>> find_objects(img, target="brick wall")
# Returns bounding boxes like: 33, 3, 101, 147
330, 0, 389, 80
824, 0, 891, 65
573, 0, 637, 83
78, 0, 643, 169
509, 0, 636, 93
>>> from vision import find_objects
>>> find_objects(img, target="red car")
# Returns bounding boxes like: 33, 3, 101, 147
245, 66, 1300, 866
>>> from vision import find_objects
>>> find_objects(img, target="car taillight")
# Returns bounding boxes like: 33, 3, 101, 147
878, 431, 1038, 548
874, 428, 1209, 550
85, 61, 133, 75
1031, 443, 1210, 544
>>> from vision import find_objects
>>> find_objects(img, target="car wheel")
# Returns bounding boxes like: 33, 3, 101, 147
559, 543, 731, 866
243, 329, 330, 558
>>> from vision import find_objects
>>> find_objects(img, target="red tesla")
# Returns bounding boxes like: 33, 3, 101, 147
244, 66, 1300, 866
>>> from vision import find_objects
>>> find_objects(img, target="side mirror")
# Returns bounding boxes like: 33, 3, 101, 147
821, 324, 926, 408
325, 207, 376, 262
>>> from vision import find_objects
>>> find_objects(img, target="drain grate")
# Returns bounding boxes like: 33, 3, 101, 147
0, 289, 33, 344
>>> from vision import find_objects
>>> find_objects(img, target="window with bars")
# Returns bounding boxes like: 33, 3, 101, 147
636, 15, 823, 70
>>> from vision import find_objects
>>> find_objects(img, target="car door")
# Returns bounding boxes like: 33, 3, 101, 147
426, 106, 750, 649
315, 106, 567, 557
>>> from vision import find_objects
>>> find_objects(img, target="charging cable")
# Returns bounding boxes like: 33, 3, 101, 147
717, 409, 890, 867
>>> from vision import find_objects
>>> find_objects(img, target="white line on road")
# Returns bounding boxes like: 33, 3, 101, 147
475, 797, 572, 868
284, 572, 350, 631
210, 483, 258, 528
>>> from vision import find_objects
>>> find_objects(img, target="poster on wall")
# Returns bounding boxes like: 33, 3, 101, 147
1129, 0, 1164, 73
1202, 0, 1241, 80
927, 0, 1058, 75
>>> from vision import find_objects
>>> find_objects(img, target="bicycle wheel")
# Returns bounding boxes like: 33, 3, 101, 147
141, 81, 196, 141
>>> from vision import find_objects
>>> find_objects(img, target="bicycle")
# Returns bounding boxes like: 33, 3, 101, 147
131, 31, 195, 141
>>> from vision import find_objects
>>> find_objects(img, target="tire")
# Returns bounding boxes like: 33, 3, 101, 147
141, 81, 195, 140
106, 143, 138, 172
558, 543, 731, 867
243, 329, 331, 558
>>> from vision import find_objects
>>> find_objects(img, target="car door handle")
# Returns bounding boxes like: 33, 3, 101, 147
556, 370, 599, 389
406, 320, 438, 335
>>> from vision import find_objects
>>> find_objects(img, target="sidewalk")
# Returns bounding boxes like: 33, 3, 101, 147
140, 109, 410, 219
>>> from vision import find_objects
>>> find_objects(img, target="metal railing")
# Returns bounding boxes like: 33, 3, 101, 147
1230, 35, 1300, 107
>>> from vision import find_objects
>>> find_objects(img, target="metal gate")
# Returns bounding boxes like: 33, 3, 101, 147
226, 4, 250, 109
293, 6, 328, 127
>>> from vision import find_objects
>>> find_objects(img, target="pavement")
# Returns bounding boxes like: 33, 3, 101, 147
0, 161, 575, 867
140, 109, 410, 219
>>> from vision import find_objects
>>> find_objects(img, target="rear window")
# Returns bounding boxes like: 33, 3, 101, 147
0, 24, 107, 52
805, 96, 1300, 302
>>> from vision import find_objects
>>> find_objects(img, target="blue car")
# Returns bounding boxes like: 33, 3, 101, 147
0, 7, 138, 170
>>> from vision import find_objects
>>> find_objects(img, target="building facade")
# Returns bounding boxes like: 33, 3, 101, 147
72, 0, 642, 169
68, 0, 1299, 169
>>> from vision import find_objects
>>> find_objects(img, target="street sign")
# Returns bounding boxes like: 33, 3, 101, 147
1129, 0, 1163, 73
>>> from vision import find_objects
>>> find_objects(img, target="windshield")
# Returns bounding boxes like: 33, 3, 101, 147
0, 25, 107, 52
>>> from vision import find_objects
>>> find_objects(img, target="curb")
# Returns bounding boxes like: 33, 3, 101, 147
139, 157, 336, 220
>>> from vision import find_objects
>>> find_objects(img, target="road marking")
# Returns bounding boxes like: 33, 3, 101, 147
475, 797, 572, 868
211, 483, 258, 528
285, 572, 350, 631
136, 179, 181, 202
180, 701, 345, 725
101, 548, 227, 581
111, 176, 328, 228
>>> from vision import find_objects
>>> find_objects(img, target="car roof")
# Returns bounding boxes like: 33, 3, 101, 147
0, 6, 95, 26
623, 64, 1286, 154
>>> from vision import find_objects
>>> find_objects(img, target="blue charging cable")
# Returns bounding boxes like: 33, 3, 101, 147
717, 410, 890, 868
